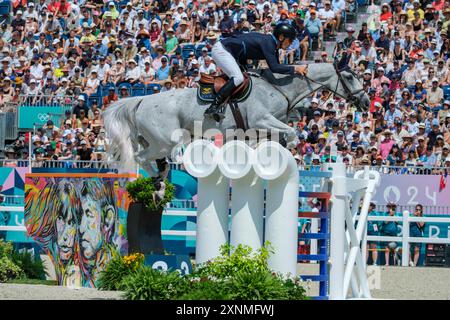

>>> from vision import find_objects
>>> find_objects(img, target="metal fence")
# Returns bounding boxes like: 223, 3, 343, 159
0, 159, 120, 170
0, 111, 18, 148
375, 204, 450, 216
349, 165, 450, 175
362, 212, 450, 267
0, 159, 449, 174
17, 94, 77, 108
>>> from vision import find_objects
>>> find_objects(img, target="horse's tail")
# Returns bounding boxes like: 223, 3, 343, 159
103, 97, 143, 172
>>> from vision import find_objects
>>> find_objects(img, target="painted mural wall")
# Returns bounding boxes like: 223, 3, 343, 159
24, 174, 135, 287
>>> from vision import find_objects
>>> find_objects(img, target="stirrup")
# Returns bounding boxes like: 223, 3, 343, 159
212, 104, 226, 122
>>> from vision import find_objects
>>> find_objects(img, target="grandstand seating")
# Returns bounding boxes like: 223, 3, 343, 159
101, 83, 116, 96
88, 94, 101, 107
443, 85, 450, 100
117, 82, 132, 97
131, 83, 146, 96
0, 1, 11, 15
181, 44, 196, 61
146, 83, 161, 95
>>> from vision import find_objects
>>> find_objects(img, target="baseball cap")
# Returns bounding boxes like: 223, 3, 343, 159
311, 98, 319, 104
78, 95, 85, 101
432, 119, 439, 126
314, 110, 321, 115
80, 140, 87, 145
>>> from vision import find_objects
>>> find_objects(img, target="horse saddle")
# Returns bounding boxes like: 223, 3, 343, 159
197, 73, 252, 103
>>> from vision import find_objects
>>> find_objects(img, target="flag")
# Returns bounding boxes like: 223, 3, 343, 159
440, 173, 447, 192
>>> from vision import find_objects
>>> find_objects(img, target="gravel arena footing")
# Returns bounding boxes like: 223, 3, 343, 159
1, 265, 450, 300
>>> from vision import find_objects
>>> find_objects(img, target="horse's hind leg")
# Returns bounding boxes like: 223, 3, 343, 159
253, 114, 299, 149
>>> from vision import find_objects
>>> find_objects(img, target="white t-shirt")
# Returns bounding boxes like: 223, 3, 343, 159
30, 64, 44, 80
318, 8, 335, 21
126, 66, 141, 81
199, 63, 217, 75
95, 63, 110, 81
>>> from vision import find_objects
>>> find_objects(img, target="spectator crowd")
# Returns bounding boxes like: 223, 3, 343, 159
0, 0, 449, 170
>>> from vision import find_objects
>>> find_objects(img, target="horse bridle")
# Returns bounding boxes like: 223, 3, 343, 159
257, 64, 366, 119
285, 64, 364, 116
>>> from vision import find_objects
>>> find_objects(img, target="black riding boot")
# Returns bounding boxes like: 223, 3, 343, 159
204, 78, 237, 122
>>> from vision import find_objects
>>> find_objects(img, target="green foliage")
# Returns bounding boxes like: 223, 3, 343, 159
227, 268, 291, 300
194, 243, 273, 280
97, 252, 144, 291
0, 239, 14, 258
0, 240, 48, 282
178, 279, 232, 300
11, 250, 47, 280
122, 266, 190, 300
0, 240, 24, 282
118, 243, 307, 300
282, 277, 310, 300
97, 255, 130, 291
126, 177, 175, 211
0, 256, 23, 282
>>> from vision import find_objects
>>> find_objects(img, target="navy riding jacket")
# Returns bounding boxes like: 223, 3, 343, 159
220, 32, 295, 75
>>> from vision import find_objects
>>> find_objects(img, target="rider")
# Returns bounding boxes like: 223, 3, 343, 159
204, 23, 308, 119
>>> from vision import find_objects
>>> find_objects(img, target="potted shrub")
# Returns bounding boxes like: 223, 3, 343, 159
126, 177, 174, 255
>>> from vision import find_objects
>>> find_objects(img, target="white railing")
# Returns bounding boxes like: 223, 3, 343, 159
18, 94, 77, 107
0, 158, 448, 174
348, 165, 450, 175
328, 165, 381, 300
360, 211, 450, 267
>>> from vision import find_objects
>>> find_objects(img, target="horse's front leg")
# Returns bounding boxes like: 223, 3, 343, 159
253, 114, 299, 149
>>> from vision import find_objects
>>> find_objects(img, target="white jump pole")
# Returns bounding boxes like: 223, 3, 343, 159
183, 140, 229, 264
329, 163, 347, 300
218, 141, 264, 251
253, 141, 299, 277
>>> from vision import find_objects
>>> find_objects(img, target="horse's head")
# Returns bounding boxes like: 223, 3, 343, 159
334, 65, 370, 112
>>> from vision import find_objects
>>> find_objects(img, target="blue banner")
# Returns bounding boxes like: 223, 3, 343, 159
18, 106, 72, 129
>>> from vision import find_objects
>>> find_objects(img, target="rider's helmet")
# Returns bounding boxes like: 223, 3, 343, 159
273, 23, 297, 41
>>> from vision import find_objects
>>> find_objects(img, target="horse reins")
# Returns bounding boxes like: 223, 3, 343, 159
253, 65, 365, 120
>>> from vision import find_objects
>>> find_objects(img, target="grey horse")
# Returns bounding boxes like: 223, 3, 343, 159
103, 63, 370, 176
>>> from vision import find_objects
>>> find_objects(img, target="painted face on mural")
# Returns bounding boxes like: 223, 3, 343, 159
79, 194, 103, 260
56, 209, 76, 261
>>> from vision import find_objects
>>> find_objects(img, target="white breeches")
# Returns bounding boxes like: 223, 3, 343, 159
211, 42, 245, 86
